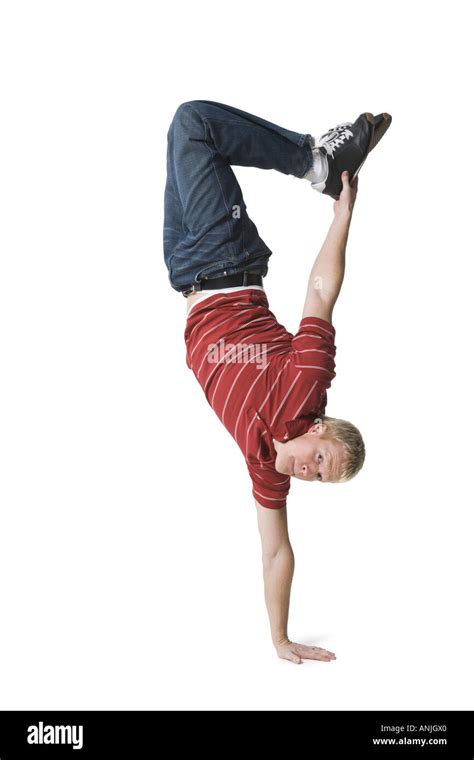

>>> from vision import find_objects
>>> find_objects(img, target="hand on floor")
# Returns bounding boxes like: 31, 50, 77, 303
275, 638, 337, 665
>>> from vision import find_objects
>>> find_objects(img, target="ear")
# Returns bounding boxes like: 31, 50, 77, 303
309, 421, 327, 435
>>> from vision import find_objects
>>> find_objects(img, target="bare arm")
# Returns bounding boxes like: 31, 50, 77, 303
255, 501, 337, 664
302, 171, 358, 323
256, 501, 294, 647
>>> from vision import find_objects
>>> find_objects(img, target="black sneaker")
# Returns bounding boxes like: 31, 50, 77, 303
308, 112, 389, 199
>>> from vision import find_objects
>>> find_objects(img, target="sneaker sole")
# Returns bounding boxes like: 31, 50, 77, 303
369, 112, 392, 152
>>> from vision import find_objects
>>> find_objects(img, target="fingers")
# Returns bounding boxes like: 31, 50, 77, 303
294, 644, 337, 662
341, 171, 358, 191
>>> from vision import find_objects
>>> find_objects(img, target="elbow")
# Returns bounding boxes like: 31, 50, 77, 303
261, 541, 294, 566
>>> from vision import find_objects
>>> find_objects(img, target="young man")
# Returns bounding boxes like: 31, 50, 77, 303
163, 101, 391, 664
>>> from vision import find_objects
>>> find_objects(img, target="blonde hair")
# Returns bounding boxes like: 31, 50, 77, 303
319, 415, 366, 482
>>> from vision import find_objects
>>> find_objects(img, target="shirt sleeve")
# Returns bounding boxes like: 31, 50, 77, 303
289, 316, 337, 389
247, 462, 290, 510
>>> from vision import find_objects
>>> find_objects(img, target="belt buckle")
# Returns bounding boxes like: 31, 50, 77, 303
182, 283, 199, 298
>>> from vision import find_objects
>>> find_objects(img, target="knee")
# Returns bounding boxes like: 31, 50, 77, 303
174, 100, 194, 116
169, 100, 201, 128
167, 101, 197, 139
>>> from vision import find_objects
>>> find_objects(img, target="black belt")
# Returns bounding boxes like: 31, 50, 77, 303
181, 271, 263, 297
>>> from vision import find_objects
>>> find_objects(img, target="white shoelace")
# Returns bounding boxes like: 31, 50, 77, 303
313, 122, 354, 158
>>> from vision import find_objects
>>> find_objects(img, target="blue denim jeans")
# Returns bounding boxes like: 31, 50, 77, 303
163, 100, 314, 292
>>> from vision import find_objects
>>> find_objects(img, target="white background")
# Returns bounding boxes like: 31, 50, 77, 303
1, 0, 473, 710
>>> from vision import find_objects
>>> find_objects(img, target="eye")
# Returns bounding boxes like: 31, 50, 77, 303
317, 454, 323, 463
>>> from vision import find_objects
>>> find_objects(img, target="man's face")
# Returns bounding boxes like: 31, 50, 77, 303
273, 422, 346, 482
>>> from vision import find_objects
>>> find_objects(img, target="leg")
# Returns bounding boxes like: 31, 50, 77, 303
163, 100, 314, 292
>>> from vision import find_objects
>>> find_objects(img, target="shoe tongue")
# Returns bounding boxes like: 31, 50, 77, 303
320, 123, 350, 141
333, 123, 352, 133
314, 121, 353, 155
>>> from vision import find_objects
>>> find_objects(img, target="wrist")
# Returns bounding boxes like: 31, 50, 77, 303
273, 634, 290, 648
333, 208, 353, 224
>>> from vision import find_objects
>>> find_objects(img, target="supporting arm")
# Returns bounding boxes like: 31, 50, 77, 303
302, 171, 358, 323
255, 501, 337, 664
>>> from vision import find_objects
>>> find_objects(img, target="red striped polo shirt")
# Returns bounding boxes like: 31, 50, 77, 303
184, 288, 336, 509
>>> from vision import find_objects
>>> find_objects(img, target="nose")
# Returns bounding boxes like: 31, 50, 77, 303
299, 462, 317, 478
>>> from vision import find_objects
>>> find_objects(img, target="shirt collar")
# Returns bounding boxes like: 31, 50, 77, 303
248, 407, 323, 445
279, 414, 320, 443
278, 389, 328, 442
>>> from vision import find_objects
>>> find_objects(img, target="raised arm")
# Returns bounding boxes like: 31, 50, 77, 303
255, 501, 336, 664
302, 171, 358, 323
